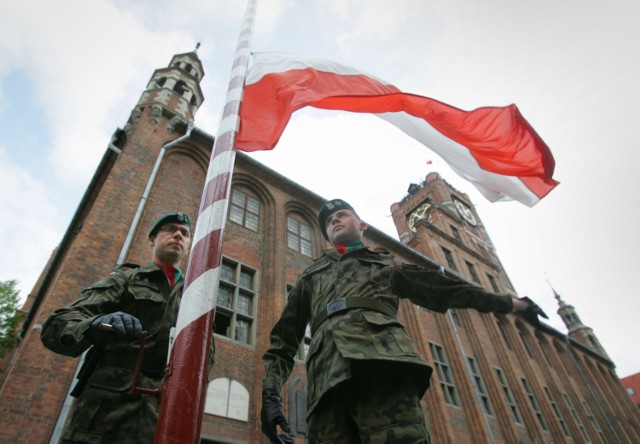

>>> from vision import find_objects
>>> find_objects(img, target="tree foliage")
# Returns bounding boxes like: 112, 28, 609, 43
0, 279, 23, 358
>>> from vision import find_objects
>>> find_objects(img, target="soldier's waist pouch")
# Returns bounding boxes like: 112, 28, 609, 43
311, 296, 396, 335
100, 350, 166, 379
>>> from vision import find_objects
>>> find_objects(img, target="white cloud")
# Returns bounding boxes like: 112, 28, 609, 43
1, 1, 197, 181
0, 147, 61, 303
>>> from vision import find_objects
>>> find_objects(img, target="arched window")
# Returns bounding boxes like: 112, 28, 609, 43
173, 80, 188, 97
204, 378, 249, 421
286, 213, 313, 257
553, 340, 574, 376
536, 331, 554, 368
494, 315, 513, 350
516, 321, 535, 359
229, 187, 261, 231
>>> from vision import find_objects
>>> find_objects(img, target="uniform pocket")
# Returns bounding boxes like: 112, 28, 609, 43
361, 311, 414, 358
357, 258, 392, 289
129, 280, 164, 303
88, 366, 133, 392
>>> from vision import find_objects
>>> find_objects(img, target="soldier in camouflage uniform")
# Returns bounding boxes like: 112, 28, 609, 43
41, 212, 195, 444
261, 200, 534, 444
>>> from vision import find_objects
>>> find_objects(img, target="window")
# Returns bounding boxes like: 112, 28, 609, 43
545, 387, 571, 436
451, 225, 462, 243
467, 357, 494, 415
287, 214, 313, 257
429, 343, 460, 406
517, 323, 535, 359
173, 80, 188, 96
465, 260, 480, 283
487, 274, 500, 293
495, 316, 513, 351
495, 368, 522, 424
582, 399, 605, 441
229, 188, 260, 231
536, 333, 554, 368
522, 378, 548, 431
562, 393, 591, 442
449, 310, 461, 328
553, 341, 574, 376
214, 259, 257, 344
442, 247, 457, 271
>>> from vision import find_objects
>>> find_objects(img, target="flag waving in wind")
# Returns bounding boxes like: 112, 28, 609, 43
236, 52, 558, 206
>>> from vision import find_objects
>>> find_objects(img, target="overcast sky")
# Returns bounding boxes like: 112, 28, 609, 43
1, 0, 639, 378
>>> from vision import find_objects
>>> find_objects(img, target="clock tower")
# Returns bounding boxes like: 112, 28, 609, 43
390, 172, 515, 294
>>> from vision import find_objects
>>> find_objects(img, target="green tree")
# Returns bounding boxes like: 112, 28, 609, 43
0, 279, 23, 358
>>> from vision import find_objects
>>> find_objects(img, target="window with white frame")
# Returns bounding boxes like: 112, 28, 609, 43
581, 399, 605, 441
562, 392, 591, 442
229, 187, 260, 231
545, 387, 571, 437
429, 342, 460, 407
214, 258, 257, 344
522, 377, 549, 431
495, 368, 523, 424
467, 356, 494, 415
287, 214, 313, 257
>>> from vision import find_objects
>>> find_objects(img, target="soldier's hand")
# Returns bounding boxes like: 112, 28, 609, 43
85, 312, 143, 345
261, 388, 294, 444
520, 296, 549, 327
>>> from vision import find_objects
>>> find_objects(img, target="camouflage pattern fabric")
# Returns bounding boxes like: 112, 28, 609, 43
307, 361, 430, 443
60, 372, 162, 443
263, 247, 513, 419
41, 263, 214, 443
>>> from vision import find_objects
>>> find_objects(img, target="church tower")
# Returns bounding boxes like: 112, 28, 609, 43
551, 283, 610, 360
390, 171, 515, 294
0, 50, 213, 443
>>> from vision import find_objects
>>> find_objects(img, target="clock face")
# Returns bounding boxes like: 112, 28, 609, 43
453, 198, 477, 226
408, 203, 432, 232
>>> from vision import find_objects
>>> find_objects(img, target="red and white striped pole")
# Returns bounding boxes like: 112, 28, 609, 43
154, 1, 257, 442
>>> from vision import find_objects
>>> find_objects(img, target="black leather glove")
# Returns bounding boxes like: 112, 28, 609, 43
84, 311, 143, 346
261, 388, 294, 444
521, 296, 549, 327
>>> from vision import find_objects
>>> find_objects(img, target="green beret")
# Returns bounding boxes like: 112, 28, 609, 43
318, 199, 358, 240
149, 212, 192, 237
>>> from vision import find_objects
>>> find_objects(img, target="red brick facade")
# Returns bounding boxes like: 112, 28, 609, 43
1, 52, 639, 443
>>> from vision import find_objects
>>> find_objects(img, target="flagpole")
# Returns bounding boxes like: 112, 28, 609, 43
154, 1, 257, 442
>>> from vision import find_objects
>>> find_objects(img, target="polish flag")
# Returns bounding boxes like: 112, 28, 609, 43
236, 52, 558, 206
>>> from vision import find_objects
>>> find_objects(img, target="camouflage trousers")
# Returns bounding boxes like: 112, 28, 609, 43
307, 361, 431, 443
61, 373, 161, 444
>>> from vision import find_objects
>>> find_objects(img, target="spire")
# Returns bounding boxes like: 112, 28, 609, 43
547, 277, 611, 360
547, 277, 565, 306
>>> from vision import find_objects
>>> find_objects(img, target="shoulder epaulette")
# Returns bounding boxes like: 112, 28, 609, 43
106, 263, 140, 276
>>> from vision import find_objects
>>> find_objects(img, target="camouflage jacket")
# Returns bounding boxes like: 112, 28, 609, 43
262, 247, 513, 416
41, 263, 184, 386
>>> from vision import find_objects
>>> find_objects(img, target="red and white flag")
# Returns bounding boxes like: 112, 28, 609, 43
236, 52, 558, 206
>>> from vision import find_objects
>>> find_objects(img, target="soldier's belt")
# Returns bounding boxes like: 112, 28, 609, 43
311, 297, 396, 335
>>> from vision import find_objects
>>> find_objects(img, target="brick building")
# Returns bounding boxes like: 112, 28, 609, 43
621, 372, 640, 410
1, 51, 639, 443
